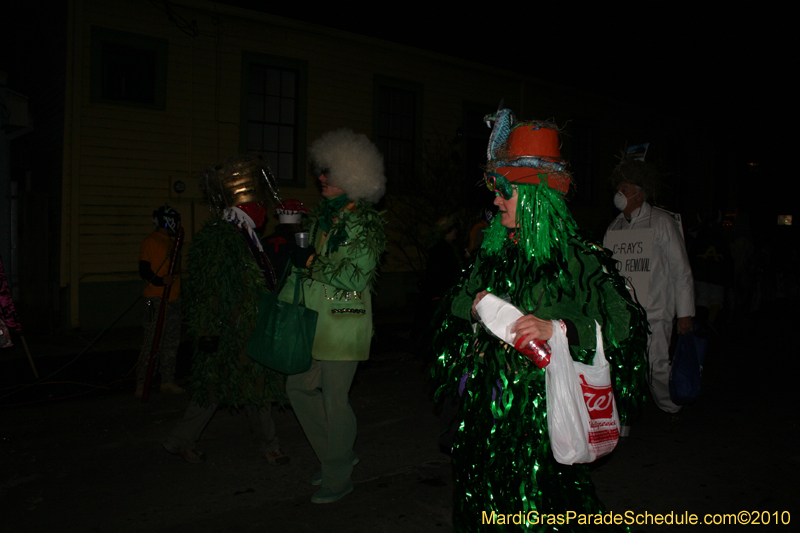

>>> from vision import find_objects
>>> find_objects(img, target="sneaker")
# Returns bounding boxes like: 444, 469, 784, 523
163, 441, 205, 463
311, 451, 359, 486
265, 449, 290, 466
311, 480, 353, 504
160, 382, 185, 394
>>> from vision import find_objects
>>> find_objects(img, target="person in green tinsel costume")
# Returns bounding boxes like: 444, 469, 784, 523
432, 108, 649, 531
163, 154, 288, 465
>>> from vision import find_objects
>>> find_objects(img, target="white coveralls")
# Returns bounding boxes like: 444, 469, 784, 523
605, 202, 695, 413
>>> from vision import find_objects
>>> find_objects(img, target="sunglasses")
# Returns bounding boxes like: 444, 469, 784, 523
485, 172, 517, 200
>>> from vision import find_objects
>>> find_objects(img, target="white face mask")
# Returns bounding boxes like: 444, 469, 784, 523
614, 189, 641, 211
613, 191, 629, 211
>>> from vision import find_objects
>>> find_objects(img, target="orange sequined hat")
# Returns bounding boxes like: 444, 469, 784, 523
485, 108, 571, 194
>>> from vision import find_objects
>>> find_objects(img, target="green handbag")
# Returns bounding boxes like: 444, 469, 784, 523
246, 266, 317, 375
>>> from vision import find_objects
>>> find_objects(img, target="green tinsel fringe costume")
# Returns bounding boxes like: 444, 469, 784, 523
432, 183, 648, 532
185, 218, 284, 408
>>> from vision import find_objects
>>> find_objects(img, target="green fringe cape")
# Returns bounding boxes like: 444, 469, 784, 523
185, 219, 285, 409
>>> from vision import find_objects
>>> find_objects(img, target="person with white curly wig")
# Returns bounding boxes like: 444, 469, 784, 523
280, 128, 387, 504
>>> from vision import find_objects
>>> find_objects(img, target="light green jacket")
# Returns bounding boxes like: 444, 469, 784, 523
278, 201, 385, 361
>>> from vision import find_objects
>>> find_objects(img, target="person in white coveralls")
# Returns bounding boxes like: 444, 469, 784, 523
604, 157, 695, 418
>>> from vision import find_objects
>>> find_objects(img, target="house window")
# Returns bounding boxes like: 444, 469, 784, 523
241, 54, 307, 186
374, 76, 422, 193
90, 27, 167, 109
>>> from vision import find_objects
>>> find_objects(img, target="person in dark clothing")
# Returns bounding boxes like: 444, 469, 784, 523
687, 207, 733, 334
137, 205, 184, 397
416, 216, 464, 365
420, 216, 463, 299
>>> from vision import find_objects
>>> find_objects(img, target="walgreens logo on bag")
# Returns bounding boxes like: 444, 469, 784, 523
579, 375, 619, 447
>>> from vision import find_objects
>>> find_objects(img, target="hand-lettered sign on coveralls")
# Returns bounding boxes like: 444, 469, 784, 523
605, 228, 654, 308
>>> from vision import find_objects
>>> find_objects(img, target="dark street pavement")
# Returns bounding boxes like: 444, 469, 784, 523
2, 305, 799, 532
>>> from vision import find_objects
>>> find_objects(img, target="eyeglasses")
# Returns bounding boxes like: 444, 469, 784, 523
485, 172, 517, 200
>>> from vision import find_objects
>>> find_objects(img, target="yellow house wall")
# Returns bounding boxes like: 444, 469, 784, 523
61, 0, 706, 328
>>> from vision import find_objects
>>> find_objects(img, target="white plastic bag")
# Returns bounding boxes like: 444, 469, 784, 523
546, 321, 620, 465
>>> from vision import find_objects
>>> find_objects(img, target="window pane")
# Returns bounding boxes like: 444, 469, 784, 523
266, 69, 281, 96
279, 126, 294, 152
245, 61, 301, 183
281, 98, 295, 124
102, 44, 157, 103
265, 125, 279, 151
389, 92, 402, 114
265, 96, 280, 123
376, 83, 416, 191
399, 92, 412, 115
247, 124, 263, 151
281, 72, 295, 95
400, 116, 413, 138
248, 94, 264, 121
249, 66, 265, 94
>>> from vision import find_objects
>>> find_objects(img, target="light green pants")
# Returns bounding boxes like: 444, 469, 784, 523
287, 359, 359, 491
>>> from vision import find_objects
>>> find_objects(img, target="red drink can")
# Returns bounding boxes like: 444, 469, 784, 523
514, 336, 551, 368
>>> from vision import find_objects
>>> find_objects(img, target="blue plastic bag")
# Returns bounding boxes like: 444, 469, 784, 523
669, 330, 707, 405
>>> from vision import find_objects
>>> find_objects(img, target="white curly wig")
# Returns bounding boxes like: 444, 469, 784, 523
309, 128, 386, 204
